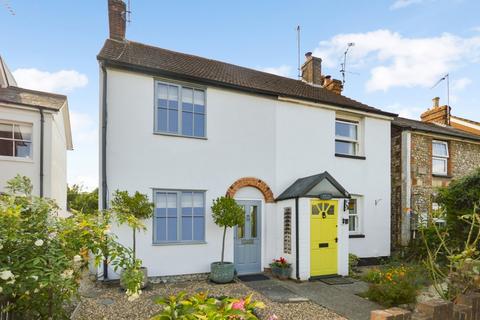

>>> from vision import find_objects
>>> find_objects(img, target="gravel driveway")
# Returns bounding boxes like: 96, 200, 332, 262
72, 279, 345, 320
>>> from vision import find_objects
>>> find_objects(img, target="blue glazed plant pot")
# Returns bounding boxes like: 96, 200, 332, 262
278, 267, 292, 280
210, 262, 235, 283
270, 265, 280, 278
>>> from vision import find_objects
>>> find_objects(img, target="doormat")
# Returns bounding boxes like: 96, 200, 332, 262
237, 274, 270, 282
312, 276, 354, 285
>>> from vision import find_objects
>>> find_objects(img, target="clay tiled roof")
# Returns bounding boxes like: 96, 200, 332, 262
393, 117, 480, 142
0, 86, 67, 110
98, 39, 396, 117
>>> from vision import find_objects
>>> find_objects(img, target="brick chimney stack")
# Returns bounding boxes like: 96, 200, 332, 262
420, 97, 451, 126
301, 52, 343, 94
108, 0, 126, 41
301, 52, 323, 86
323, 75, 343, 95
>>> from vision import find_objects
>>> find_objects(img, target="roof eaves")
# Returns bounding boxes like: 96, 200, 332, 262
99, 57, 397, 118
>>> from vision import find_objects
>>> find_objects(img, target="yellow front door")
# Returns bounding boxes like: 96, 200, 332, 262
310, 200, 338, 276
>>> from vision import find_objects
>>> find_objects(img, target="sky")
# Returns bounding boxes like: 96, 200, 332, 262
1, 0, 479, 190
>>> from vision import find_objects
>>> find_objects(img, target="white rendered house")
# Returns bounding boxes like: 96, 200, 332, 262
99, 0, 395, 281
0, 55, 73, 212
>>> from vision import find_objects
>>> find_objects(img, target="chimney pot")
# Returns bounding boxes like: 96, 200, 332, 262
305, 52, 312, 59
432, 97, 440, 108
108, 0, 126, 41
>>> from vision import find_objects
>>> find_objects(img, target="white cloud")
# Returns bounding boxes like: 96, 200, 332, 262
314, 30, 480, 92
451, 77, 472, 91
12, 68, 88, 93
259, 65, 293, 77
390, 0, 424, 10
472, 26, 480, 33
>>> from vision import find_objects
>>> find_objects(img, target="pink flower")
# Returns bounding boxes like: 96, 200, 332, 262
232, 299, 245, 311
268, 315, 279, 320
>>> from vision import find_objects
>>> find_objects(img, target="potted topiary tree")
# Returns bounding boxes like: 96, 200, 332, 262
111, 190, 154, 289
210, 196, 245, 283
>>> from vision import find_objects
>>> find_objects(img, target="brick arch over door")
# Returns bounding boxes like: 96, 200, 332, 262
226, 177, 275, 203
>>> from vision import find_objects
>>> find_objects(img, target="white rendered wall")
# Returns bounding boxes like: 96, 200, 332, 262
48, 109, 68, 212
274, 101, 391, 258
102, 68, 391, 278
103, 69, 276, 278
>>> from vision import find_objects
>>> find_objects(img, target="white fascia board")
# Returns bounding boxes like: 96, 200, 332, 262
277, 96, 394, 121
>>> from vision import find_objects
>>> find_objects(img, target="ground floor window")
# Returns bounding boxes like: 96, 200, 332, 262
153, 190, 205, 243
348, 198, 361, 234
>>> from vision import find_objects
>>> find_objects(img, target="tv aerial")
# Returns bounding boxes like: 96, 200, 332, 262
340, 42, 355, 86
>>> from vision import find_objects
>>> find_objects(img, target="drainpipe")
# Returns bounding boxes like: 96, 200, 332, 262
39, 107, 45, 197
101, 63, 109, 280
295, 197, 300, 280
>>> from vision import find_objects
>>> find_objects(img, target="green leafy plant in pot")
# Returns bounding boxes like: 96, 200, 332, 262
111, 190, 154, 289
210, 196, 245, 283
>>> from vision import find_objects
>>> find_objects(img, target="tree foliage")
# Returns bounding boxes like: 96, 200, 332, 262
67, 184, 98, 215
211, 197, 244, 264
111, 190, 154, 259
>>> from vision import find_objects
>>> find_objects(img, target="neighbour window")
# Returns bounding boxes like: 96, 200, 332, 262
348, 199, 360, 233
154, 190, 205, 243
432, 140, 449, 175
0, 122, 32, 159
155, 81, 206, 138
335, 119, 359, 156
283, 207, 292, 254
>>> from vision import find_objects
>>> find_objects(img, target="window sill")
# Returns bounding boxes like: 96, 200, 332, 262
335, 153, 366, 160
349, 234, 365, 239
0, 156, 34, 163
152, 241, 207, 246
432, 174, 452, 179
153, 132, 207, 140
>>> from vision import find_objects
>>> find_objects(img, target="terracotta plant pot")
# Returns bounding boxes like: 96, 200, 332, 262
210, 262, 235, 283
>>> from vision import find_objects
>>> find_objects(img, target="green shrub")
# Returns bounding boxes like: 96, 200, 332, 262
0, 175, 143, 318
349, 253, 359, 275
435, 168, 480, 247
151, 291, 265, 320
363, 265, 420, 307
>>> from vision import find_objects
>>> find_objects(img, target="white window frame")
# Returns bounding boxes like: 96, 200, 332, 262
335, 118, 360, 156
0, 121, 33, 160
432, 140, 449, 176
348, 197, 362, 234
154, 79, 207, 139
152, 189, 207, 245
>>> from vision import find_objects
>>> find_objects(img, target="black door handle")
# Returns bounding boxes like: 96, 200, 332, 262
335, 237, 338, 243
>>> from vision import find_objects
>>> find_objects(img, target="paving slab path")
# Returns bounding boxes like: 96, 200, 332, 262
277, 278, 382, 320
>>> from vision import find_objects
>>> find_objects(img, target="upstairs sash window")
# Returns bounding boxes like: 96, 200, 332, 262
155, 81, 206, 138
335, 119, 359, 156
432, 140, 449, 175
0, 122, 32, 159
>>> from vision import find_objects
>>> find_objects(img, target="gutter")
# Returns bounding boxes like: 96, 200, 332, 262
101, 63, 109, 279
295, 197, 300, 280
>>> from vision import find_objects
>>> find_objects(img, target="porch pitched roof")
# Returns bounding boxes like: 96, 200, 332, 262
276, 171, 350, 201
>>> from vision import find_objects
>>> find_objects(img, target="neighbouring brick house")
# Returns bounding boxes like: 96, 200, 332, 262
391, 98, 480, 247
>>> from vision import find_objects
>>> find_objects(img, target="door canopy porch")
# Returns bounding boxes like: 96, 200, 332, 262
276, 171, 350, 201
